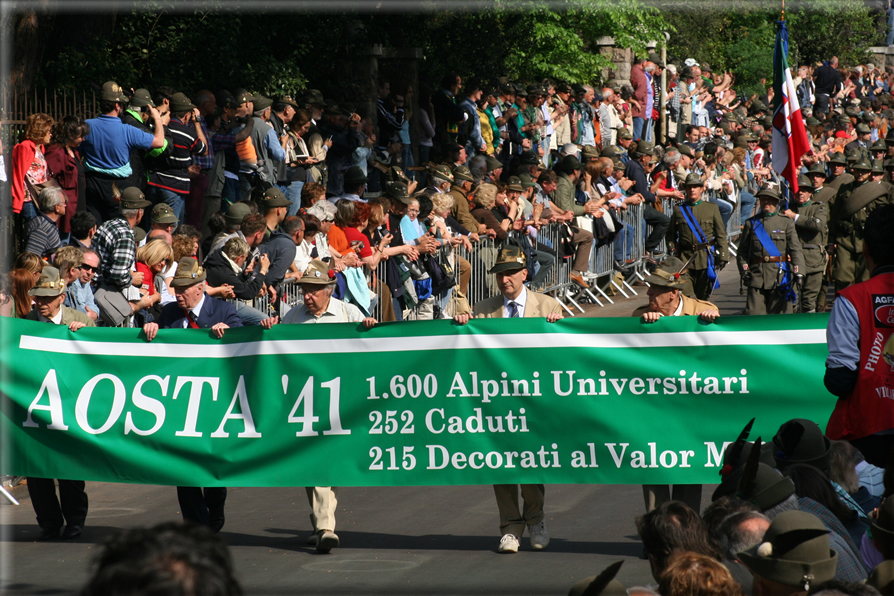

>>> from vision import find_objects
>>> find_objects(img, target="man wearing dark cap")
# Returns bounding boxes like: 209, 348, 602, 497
450, 165, 486, 236
829, 160, 889, 291
146, 92, 208, 225
825, 153, 853, 191
142, 202, 179, 246
782, 175, 829, 312
335, 166, 368, 204
82, 81, 166, 223
845, 124, 872, 163
257, 187, 295, 288
244, 94, 287, 192
92, 187, 158, 326
24, 266, 93, 541
625, 141, 671, 257
666, 174, 729, 300
550, 155, 597, 287
826, 204, 894, 466
454, 245, 562, 553
120, 88, 165, 194
738, 511, 838, 595
142, 257, 242, 533
460, 82, 487, 159
737, 185, 804, 315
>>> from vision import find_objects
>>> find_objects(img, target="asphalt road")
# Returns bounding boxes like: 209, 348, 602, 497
1, 265, 751, 595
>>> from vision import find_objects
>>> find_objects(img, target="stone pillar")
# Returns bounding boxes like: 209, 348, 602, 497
597, 37, 633, 88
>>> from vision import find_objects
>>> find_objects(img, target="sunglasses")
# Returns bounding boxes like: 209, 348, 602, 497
80, 264, 96, 272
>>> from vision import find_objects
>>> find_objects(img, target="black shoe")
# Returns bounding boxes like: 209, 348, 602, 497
38, 527, 61, 541
209, 515, 225, 534
60, 525, 82, 540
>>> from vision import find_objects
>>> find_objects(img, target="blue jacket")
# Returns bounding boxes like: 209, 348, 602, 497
157, 294, 243, 330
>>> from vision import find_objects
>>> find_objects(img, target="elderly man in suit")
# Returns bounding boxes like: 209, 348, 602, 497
142, 256, 242, 533
454, 245, 562, 553
25, 267, 93, 541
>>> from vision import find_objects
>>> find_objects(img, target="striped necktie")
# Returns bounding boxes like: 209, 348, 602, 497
507, 301, 520, 318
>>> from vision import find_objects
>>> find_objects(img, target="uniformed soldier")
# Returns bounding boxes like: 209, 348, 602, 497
782, 175, 829, 312
870, 139, 888, 163
873, 160, 889, 185
738, 511, 838, 596
737, 185, 804, 315
665, 174, 729, 300
825, 152, 853, 191
845, 123, 872, 164
804, 162, 837, 205
829, 160, 891, 291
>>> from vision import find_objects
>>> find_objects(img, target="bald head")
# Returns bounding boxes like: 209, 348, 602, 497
147, 229, 173, 245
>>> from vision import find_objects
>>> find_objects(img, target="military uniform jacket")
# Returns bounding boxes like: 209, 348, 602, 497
812, 185, 837, 205
831, 181, 891, 250
826, 172, 855, 191
793, 200, 829, 274
632, 294, 719, 318
666, 200, 729, 270
737, 213, 804, 290
449, 187, 480, 234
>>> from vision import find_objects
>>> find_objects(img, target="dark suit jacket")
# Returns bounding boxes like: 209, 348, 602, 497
156, 293, 243, 330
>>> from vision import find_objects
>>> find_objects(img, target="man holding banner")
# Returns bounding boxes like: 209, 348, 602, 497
271, 259, 376, 553
25, 266, 93, 540
142, 256, 242, 533
455, 245, 561, 554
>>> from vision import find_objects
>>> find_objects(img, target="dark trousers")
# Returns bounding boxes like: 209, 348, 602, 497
27, 478, 88, 530
177, 486, 227, 528
85, 172, 125, 225
849, 435, 894, 468
186, 171, 209, 229
644, 204, 670, 252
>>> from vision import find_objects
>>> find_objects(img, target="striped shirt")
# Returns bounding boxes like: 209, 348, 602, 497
24, 211, 62, 256
147, 118, 206, 195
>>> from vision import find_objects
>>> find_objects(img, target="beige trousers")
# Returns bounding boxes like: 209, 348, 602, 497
493, 484, 545, 538
305, 486, 339, 532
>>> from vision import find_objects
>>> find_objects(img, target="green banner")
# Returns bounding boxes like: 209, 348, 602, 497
0, 315, 836, 487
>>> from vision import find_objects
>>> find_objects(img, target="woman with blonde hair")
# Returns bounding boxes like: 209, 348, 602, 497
12, 113, 55, 220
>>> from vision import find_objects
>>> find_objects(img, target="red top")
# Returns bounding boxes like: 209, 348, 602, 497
826, 272, 894, 440
135, 262, 157, 296
11, 140, 47, 214
344, 226, 373, 258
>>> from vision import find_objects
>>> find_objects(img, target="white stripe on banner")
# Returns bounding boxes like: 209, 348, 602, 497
19, 329, 827, 359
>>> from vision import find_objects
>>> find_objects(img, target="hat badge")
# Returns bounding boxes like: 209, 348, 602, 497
757, 542, 773, 557
315, 271, 321, 278
111, 83, 122, 93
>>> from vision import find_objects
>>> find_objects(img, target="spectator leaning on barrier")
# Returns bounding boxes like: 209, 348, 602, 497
66, 248, 100, 322
454, 245, 562, 554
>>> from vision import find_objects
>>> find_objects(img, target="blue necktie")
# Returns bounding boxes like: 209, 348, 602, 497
508, 301, 520, 318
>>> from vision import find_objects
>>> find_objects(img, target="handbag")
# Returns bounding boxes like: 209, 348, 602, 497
25, 167, 62, 203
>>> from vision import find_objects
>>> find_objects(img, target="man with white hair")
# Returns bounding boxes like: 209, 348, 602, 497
262, 259, 376, 553
25, 186, 67, 256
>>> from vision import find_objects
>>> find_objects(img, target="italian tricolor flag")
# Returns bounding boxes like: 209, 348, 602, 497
771, 20, 811, 195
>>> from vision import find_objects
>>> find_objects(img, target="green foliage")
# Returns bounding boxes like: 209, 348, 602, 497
723, 20, 775, 98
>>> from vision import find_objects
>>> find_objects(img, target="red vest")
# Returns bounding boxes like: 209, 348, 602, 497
827, 272, 894, 440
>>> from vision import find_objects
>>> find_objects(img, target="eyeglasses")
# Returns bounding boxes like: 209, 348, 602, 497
407, 208, 420, 213
80, 264, 96, 272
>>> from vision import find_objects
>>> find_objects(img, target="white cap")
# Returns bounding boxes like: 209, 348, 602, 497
560, 143, 579, 157
684, 58, 700, 68
667, 64, 677, 75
